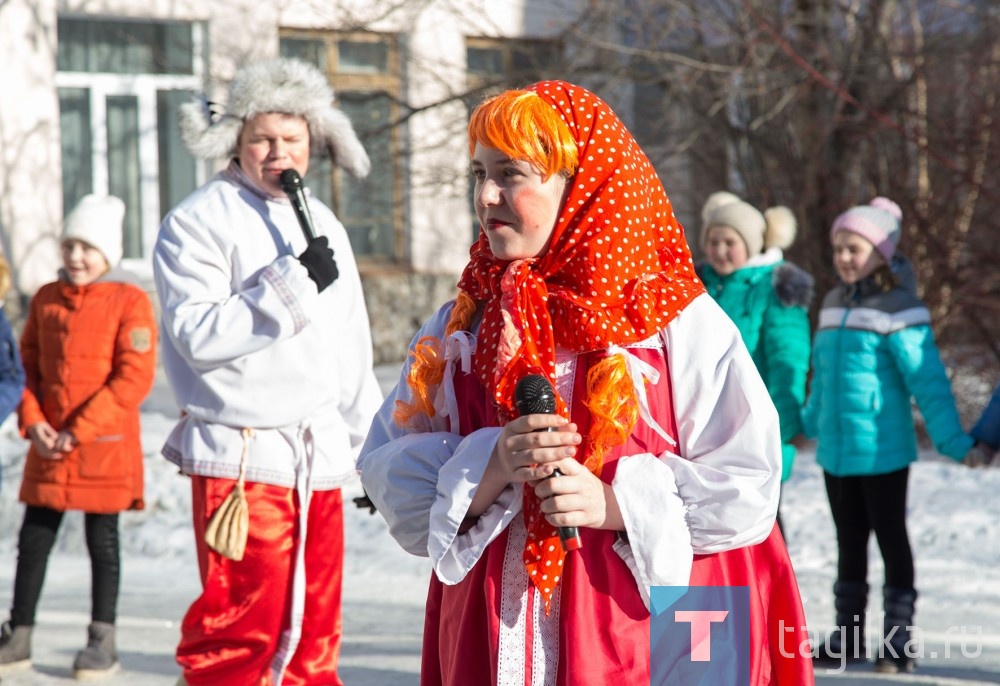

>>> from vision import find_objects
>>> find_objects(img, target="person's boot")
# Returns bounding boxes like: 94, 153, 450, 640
72, 621, 120, 681
0, 620, 32, 675
813, 581, 869, 665
875, 586, 918, 673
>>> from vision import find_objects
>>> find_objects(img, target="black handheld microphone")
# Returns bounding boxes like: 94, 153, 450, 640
514, 374, 583, 552
279, 169, 317, 242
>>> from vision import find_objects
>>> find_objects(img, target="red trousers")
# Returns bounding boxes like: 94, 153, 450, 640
177, 476, 345, 685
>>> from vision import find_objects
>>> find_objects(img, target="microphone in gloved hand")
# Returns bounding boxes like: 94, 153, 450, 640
514, 374, 583, 552
279, 168, 317, 241
279, 170, 339, 292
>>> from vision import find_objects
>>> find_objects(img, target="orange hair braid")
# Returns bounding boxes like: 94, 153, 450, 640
393, 291, 478, 426
581, 353, 639, 476
446, 290, 478, 337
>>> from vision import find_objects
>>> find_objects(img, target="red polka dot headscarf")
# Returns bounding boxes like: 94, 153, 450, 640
458, 80, 704, 420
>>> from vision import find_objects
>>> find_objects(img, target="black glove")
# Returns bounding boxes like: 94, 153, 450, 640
298, 236, 338, 292
353, 490, 378, 515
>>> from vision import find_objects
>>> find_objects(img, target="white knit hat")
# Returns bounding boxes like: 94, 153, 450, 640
700, 192, 797, 256
178, 58, 370, 178
62, 194, 125, 267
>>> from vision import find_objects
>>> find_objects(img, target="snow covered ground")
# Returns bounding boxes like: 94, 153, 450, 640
0, 363, 998, 685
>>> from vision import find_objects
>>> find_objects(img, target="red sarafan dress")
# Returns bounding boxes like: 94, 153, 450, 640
413, 344, 812, 686
358, 79, 813, 686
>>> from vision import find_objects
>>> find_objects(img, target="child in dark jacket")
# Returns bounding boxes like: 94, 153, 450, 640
968, 383, 1000, 464
0, 253, 26, 489
802, 197, 976, 674
0, 195, 157, 680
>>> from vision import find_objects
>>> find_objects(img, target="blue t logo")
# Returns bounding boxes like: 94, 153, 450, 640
650, 586, 750, 685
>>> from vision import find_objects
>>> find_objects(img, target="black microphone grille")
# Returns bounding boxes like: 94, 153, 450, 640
514, 374, 557, 416
279, 168, 303, 192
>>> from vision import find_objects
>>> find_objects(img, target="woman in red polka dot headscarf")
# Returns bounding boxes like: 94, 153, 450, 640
358, 81, 813, 685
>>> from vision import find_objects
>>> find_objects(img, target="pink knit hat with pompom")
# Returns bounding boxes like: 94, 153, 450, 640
830, 197, 903, 262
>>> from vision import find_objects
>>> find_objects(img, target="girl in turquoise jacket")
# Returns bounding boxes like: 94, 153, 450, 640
802, 197, 975, 674
697, 192, 813, 532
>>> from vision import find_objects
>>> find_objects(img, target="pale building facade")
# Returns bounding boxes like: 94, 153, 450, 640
0, 0, 609, 360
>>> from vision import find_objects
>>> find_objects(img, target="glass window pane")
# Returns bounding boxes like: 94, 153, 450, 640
631, 57, 669, 143
512, 42, 561, 78
467, 47, 505, 76
338, 40, 388, 74
337, 92, 394, 257
106, 95, 143, 258
160, 23, 194, 74
280, 38, 327, 72
107, 24, 154, 73
57, 18, 193, 75
633, 82, 667, 142
303, 157, 333, 209
157, 90, 199, 218
58, 87, 93, 218
57, 22, 89, 73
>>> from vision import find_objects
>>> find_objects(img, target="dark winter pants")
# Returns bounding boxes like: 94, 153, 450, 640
10, 505, 120, 627
823, 467, 914, 589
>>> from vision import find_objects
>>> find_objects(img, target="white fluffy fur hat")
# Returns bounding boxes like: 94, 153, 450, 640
62, 194, 125, 267
178, 58, 370, 178
700, 191, 797, 256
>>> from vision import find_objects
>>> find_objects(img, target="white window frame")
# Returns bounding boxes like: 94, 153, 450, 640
55, 20, 206, 272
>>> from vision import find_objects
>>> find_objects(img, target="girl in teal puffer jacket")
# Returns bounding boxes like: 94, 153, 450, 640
802, 197, 975, 674
697, 192, 813, 533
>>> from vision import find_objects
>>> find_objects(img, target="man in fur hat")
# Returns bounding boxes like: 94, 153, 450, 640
153, 58, 383, 686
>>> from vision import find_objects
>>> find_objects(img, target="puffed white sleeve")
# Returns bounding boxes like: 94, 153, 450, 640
153, 207, 319, 371
612, 294, 781, 599
357, 305, 519, 578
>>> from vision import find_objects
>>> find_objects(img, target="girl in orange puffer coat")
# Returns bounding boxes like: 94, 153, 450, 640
0, 194, 157, 681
